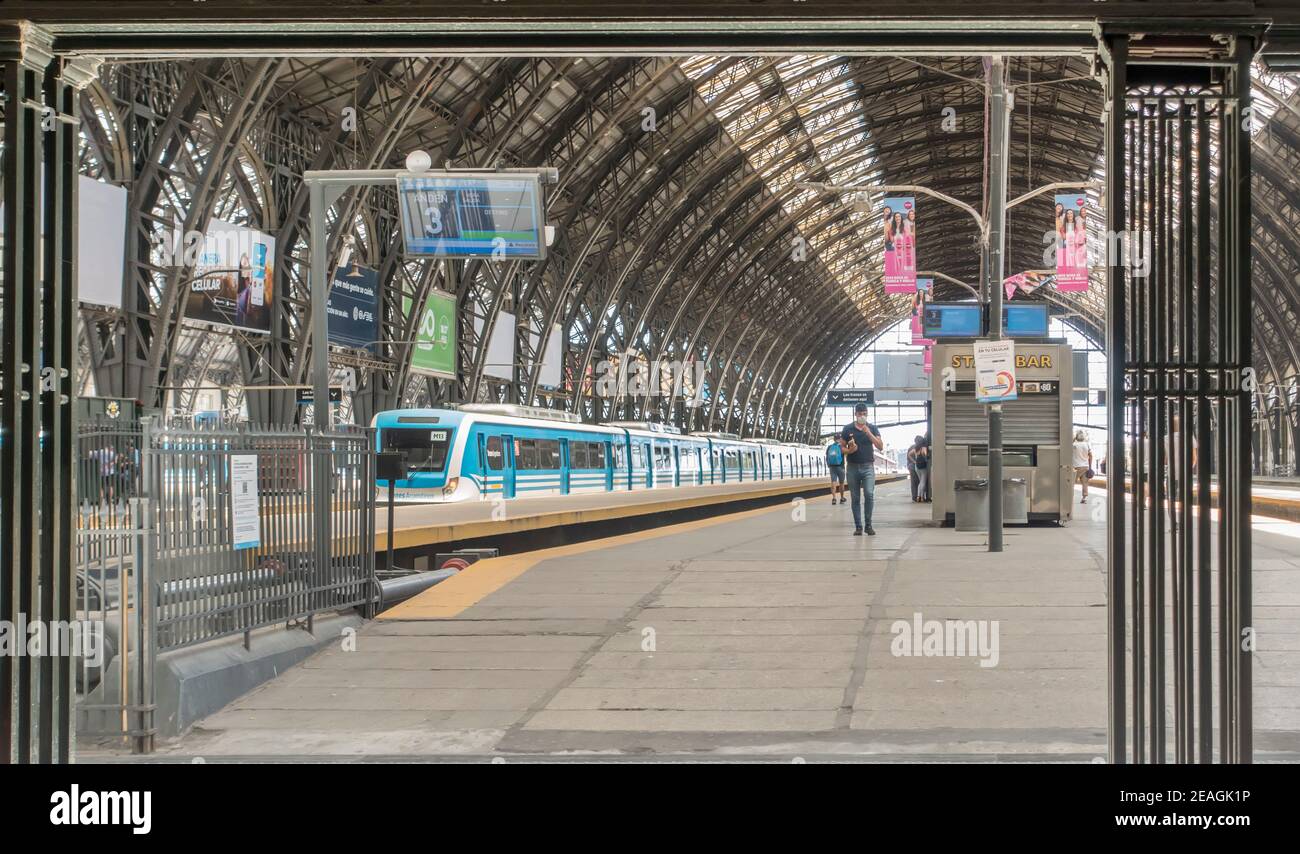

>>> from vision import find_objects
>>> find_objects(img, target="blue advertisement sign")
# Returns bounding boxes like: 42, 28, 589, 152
328, 264, 380, 352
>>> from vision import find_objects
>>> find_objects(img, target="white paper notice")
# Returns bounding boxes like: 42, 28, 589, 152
973, 338, 1018, 403
230, 454, 262, 550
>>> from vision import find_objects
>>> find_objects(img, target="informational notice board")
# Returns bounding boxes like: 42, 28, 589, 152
229, 454, 262, 550
973, 338, 1018, 403
397, 172, 545, 259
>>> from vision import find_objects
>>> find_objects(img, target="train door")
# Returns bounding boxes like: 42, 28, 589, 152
695, 448, 703, 485
478, 433, 490, 493
672, 445, 681, 487
643, 443, 653, 488
604, 440, 615, 491
559, 438, 571, 495
502, 433, 517, 498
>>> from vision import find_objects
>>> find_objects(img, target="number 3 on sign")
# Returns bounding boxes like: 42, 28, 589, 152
423, 205, 442, 236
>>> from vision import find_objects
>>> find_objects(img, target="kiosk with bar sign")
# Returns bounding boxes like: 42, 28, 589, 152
930, 340, 1074, 525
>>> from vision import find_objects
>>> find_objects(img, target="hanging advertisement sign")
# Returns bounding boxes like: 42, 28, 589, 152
1054, 194, 1089, 292
229, 454, 262, 550
473, 310, 517, 381
328, 264, 380, 351
183, 219, 275, 333
973, 339, 1019, 403
882, 197, 917, 293
911, 277, 933, 345
404, 290, 457, 379
77, 177, 129, 309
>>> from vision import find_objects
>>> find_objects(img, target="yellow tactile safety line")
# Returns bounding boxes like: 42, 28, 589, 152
376, 477, 902, 621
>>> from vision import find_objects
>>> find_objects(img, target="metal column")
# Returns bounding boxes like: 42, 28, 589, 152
986, 56, 1011, 552
2, 24, 93, 764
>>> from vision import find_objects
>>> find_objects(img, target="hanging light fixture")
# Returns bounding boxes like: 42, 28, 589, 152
341, 234, 364, 278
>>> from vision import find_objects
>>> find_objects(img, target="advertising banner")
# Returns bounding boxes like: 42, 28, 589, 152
530, 322, 564, 389
183, 219, 275, 333
974, 339, 1019, 403
882, 197, 917, 293
923, 346, 933, 374
474, 310, 517, 380
404, 289, 457, 379
1054, 194, 1089, 292
328, 264, 380, 351
911, 277, 933, 345
77, 177, 129, 309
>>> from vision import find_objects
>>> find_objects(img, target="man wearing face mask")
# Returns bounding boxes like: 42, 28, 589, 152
840, 402, 885, 535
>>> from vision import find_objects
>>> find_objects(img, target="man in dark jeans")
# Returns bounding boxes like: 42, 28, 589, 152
840, 402, 885, 535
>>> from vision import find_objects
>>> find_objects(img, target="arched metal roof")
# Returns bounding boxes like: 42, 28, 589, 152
74, 53, 1300, 438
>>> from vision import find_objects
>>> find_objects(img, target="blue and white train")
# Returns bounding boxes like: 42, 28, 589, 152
371, 404, 830, 502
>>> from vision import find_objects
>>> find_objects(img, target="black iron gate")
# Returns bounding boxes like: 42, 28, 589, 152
1103, 30, 1257, 763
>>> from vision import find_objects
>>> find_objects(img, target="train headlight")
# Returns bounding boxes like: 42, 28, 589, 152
442, 477, 459, 496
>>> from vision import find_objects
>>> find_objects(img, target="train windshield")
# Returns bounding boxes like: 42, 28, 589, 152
382, 427, 452, 473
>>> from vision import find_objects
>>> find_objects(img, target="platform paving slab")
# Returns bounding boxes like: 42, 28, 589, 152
106, 478, 1300, 762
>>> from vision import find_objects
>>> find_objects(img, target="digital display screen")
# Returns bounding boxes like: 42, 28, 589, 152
922, 303, 983, 338
1004, 304, 1050, 338
398, 173, 545, 259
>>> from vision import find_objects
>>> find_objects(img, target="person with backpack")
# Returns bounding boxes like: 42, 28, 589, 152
826, 437, 846, 505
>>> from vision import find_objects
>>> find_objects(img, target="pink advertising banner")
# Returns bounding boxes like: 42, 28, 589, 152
923, 345, 933, 374
911, 277, 933, 345
883, 196, 917, 293
1054, 193, 1089, 292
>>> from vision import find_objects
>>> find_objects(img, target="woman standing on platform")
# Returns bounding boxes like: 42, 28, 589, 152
1073, 429, 1094, 504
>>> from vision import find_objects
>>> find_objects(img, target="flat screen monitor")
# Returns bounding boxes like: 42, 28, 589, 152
922, 302, 983, 338
397, 172, 546, 259
1003, 304, 1050, 338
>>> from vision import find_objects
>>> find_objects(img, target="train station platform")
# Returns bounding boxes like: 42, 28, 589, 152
127, 478, 1300, 762
375, 475, 903, 555
1087, 475, 1300, 523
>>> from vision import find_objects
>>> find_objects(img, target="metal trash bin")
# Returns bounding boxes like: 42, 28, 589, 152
1002, 477, 1028, 525
953, 478, 989, 531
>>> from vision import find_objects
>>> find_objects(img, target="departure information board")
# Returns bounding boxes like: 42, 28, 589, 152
1003, 304, 1050, 338
922, 302, 983, 338
397, 172, 545, 259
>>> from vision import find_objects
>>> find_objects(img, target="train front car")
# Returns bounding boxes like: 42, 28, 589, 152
371, 409, 473, 502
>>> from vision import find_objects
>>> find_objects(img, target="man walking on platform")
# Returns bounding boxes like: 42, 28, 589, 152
840, 402, 885, 535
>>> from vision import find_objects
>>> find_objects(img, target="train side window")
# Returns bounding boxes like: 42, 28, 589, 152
486, 436, 504, 471
519, 439, 539, 470
571, 442, 589, 469
592, 442, 606, 469
538, 439, 561, 469
614, 443, 626, 469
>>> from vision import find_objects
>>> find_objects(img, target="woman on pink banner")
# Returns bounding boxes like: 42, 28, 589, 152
1071, 207, 1089, 272
903, 209, 917, 273
882, 208, 899, 279
1062, 209, 1081, 273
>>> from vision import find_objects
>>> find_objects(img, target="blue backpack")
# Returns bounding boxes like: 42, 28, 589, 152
826, 443, 843, 465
